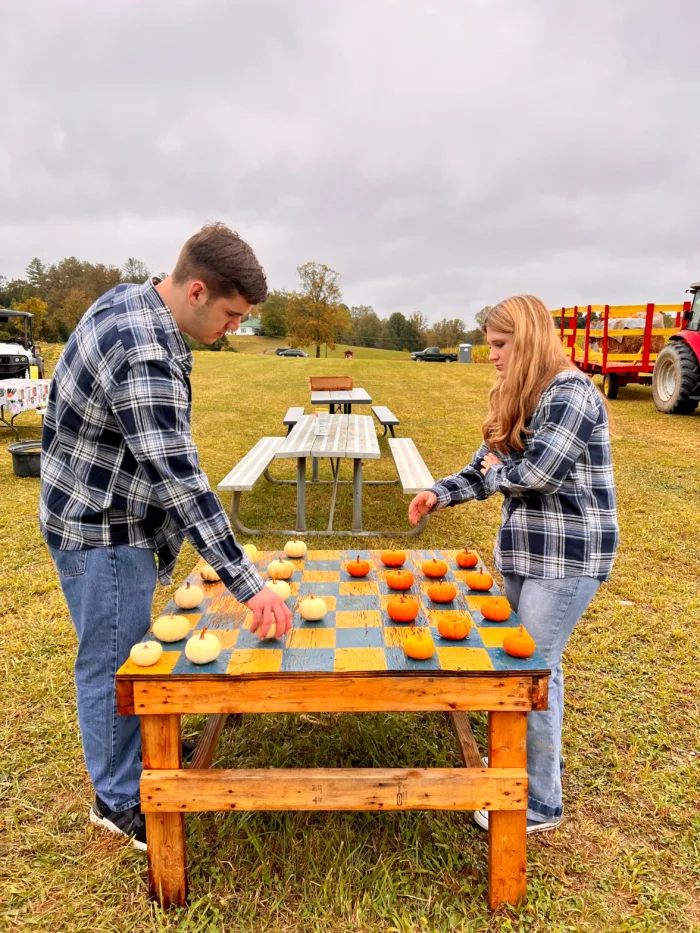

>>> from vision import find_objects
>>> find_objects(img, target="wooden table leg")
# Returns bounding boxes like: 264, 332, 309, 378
351, 458, 363, 532
487, 710, 527, 909
141, 714, 188, 907
296, 457, 306, 532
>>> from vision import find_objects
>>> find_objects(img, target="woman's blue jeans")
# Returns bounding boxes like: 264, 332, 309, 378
502, 575, 600, 822
49, 545, 157, 812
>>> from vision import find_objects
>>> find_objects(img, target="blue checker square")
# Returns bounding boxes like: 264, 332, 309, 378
336, 626, 385, 648
305, 560, 341, 571
378, 581, 419, 596
298, 581, 339, 596
291, 613, 336, 629
487, 648, 547, 672
172, 649, 233, 675
281, 648, 335, 673
335, 594, 381, 611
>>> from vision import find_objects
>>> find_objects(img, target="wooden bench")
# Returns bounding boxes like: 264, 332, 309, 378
388, 437, 434, 494
283, 406, 304, 435
218, 437, 286, 533
371, 405, 399, 437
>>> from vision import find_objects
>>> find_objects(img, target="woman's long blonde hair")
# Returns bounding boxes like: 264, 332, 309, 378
482, 295, 578, 453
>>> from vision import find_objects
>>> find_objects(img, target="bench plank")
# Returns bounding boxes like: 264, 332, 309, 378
283, 406, 304, 425
371, 405, 399, 426
217, 437, 285, 492
389, 438, 434, 494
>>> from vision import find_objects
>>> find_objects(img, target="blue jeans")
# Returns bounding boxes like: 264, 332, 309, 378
502, 575, 601, 822
49, 545, 157, 812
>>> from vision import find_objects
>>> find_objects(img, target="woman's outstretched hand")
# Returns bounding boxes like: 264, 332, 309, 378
408, 491, 437, 525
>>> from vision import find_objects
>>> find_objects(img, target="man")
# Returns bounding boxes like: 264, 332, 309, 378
40, 223, 292, 850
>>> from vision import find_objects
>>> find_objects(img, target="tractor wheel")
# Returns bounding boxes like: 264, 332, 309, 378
652, 343, 700, 414
602, 373, 619, 400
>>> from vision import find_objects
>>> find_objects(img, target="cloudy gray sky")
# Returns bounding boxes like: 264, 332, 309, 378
2, 0, 698, 324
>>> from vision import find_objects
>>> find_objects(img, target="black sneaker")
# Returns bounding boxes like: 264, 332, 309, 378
89, 795, 147, 851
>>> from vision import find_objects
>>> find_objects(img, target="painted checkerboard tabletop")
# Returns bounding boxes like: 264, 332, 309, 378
117, 550, 548, 678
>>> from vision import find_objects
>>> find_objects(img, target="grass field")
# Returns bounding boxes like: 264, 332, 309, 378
1, 355, 699, 932
225, 335, 412, 360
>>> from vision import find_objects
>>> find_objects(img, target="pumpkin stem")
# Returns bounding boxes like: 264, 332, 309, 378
185, 582, 190, 590
199, 627, 207, 639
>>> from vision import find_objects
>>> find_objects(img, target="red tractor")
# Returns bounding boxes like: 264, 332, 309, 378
652, 282, 700, 414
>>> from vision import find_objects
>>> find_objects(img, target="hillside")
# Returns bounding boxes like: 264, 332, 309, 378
225, 334, 411, 359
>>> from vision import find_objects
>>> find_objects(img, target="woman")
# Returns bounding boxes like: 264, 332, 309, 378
409, 295, 618, 833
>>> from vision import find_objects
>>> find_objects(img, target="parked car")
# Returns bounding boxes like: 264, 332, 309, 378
411, 346, 458, 363
279, 348, 308, 357
274, 347, 290, 355
0, 309, 45, 378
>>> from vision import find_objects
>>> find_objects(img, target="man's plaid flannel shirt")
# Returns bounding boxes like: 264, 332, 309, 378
40, 278, 263, 603
430, 371, 619, 581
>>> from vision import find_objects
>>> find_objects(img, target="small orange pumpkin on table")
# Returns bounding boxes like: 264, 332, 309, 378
437, 614, 471, 641
464, 570, 494, 592
422, 558, 448, 578
456, 549, 479, 568
346, 555, 371, 577
386, 569, 415, 591
503, 625, 536, 658
387, 595, 419, 623
480, 596, 511, 622
403, 628, 435, 660
381, 549, 406, 567
427, 580, 457, 603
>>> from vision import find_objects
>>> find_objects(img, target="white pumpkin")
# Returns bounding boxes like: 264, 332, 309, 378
265, 579, 292, 600
263, 620, 280, 640
200, 563, 221, 582
185, 629, 221, 664
173, 581, 204, 610
284, 539, 307, 559
130, 641, 163, 667
299, 595, 327, 621
243, 543, 260, 562
268, 558, 294, 580
153, 614, 191, 643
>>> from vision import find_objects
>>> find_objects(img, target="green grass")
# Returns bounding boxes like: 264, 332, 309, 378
225, 335, 411, 359
1, 356, 699, 932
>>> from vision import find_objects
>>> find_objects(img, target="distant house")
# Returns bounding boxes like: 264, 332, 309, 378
232, 316, 263, 336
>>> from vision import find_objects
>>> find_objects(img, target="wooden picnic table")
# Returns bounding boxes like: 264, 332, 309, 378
116, 549, 549, 912
275, 413, 380, 532
311, 387, 372, 413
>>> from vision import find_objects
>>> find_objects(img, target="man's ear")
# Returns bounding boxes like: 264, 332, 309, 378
187, 280, 208, 306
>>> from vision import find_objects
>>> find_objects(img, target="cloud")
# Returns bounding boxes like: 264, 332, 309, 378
1, 0, 699, 323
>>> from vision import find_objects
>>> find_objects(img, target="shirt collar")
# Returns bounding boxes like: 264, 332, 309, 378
140, 277, 193, 374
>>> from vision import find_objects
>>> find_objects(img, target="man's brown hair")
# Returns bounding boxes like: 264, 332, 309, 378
172, 223, 268, 304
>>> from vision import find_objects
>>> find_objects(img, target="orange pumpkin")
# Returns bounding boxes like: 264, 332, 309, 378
437, 614, 471, 640
503, 624, 536, 658
422, 558, 448, 578
386, 569, 415, 591
480, 596, 511, 622
427, 580, 457, 603
464, 570, 494, 591
347, 555, 371, 577
387, 595, 419, 623
456, 549, 479, 568
403, 630, 435, 660
381, 549, 406, 567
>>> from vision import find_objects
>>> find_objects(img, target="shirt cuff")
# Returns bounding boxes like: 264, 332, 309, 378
218, 558, 265, 604
483, 464, 504, 494
430, 483, 453, 511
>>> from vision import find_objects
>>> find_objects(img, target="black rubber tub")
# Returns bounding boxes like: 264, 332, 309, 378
8, 440, 42, 477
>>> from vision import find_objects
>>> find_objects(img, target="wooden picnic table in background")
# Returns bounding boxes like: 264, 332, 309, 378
311, 387, 372, 413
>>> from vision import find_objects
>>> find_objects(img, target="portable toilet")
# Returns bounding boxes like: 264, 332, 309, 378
459, 343, 472, 363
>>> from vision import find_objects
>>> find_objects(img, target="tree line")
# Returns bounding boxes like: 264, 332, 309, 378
0, 255, 488, 356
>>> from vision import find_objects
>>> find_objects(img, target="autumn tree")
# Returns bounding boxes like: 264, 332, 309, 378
122, 257, 150, 283
427, 318, 468, 349
475, 306, 492, 329
286, 263, 350, 358
12, 297, 49, 341
351, 306, 383, 348
259, 289, 289, 337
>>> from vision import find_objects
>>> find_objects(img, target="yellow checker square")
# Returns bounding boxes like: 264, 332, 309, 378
240, 612, 255, 630
308, 549, 340, 560
227, 649, 283, 675
382, 626, 414, 647
288, 581, 300, 596
336, 609, 383, 628
466, 595, 490, 611
302, 570, 340, 583
207, 595, 244, 613
119, 650, 181, 676
295, 595, 336, 612
334, 647, 387, 672
339, 580, 380, 596
213, 629, 240, 649
437, 647, 494, 671
477, 626, 520, 648
286, 627, 336, 649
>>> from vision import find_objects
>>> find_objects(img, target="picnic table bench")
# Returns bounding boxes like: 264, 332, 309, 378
371, 405, 399, 437
282, 406, 304, 434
